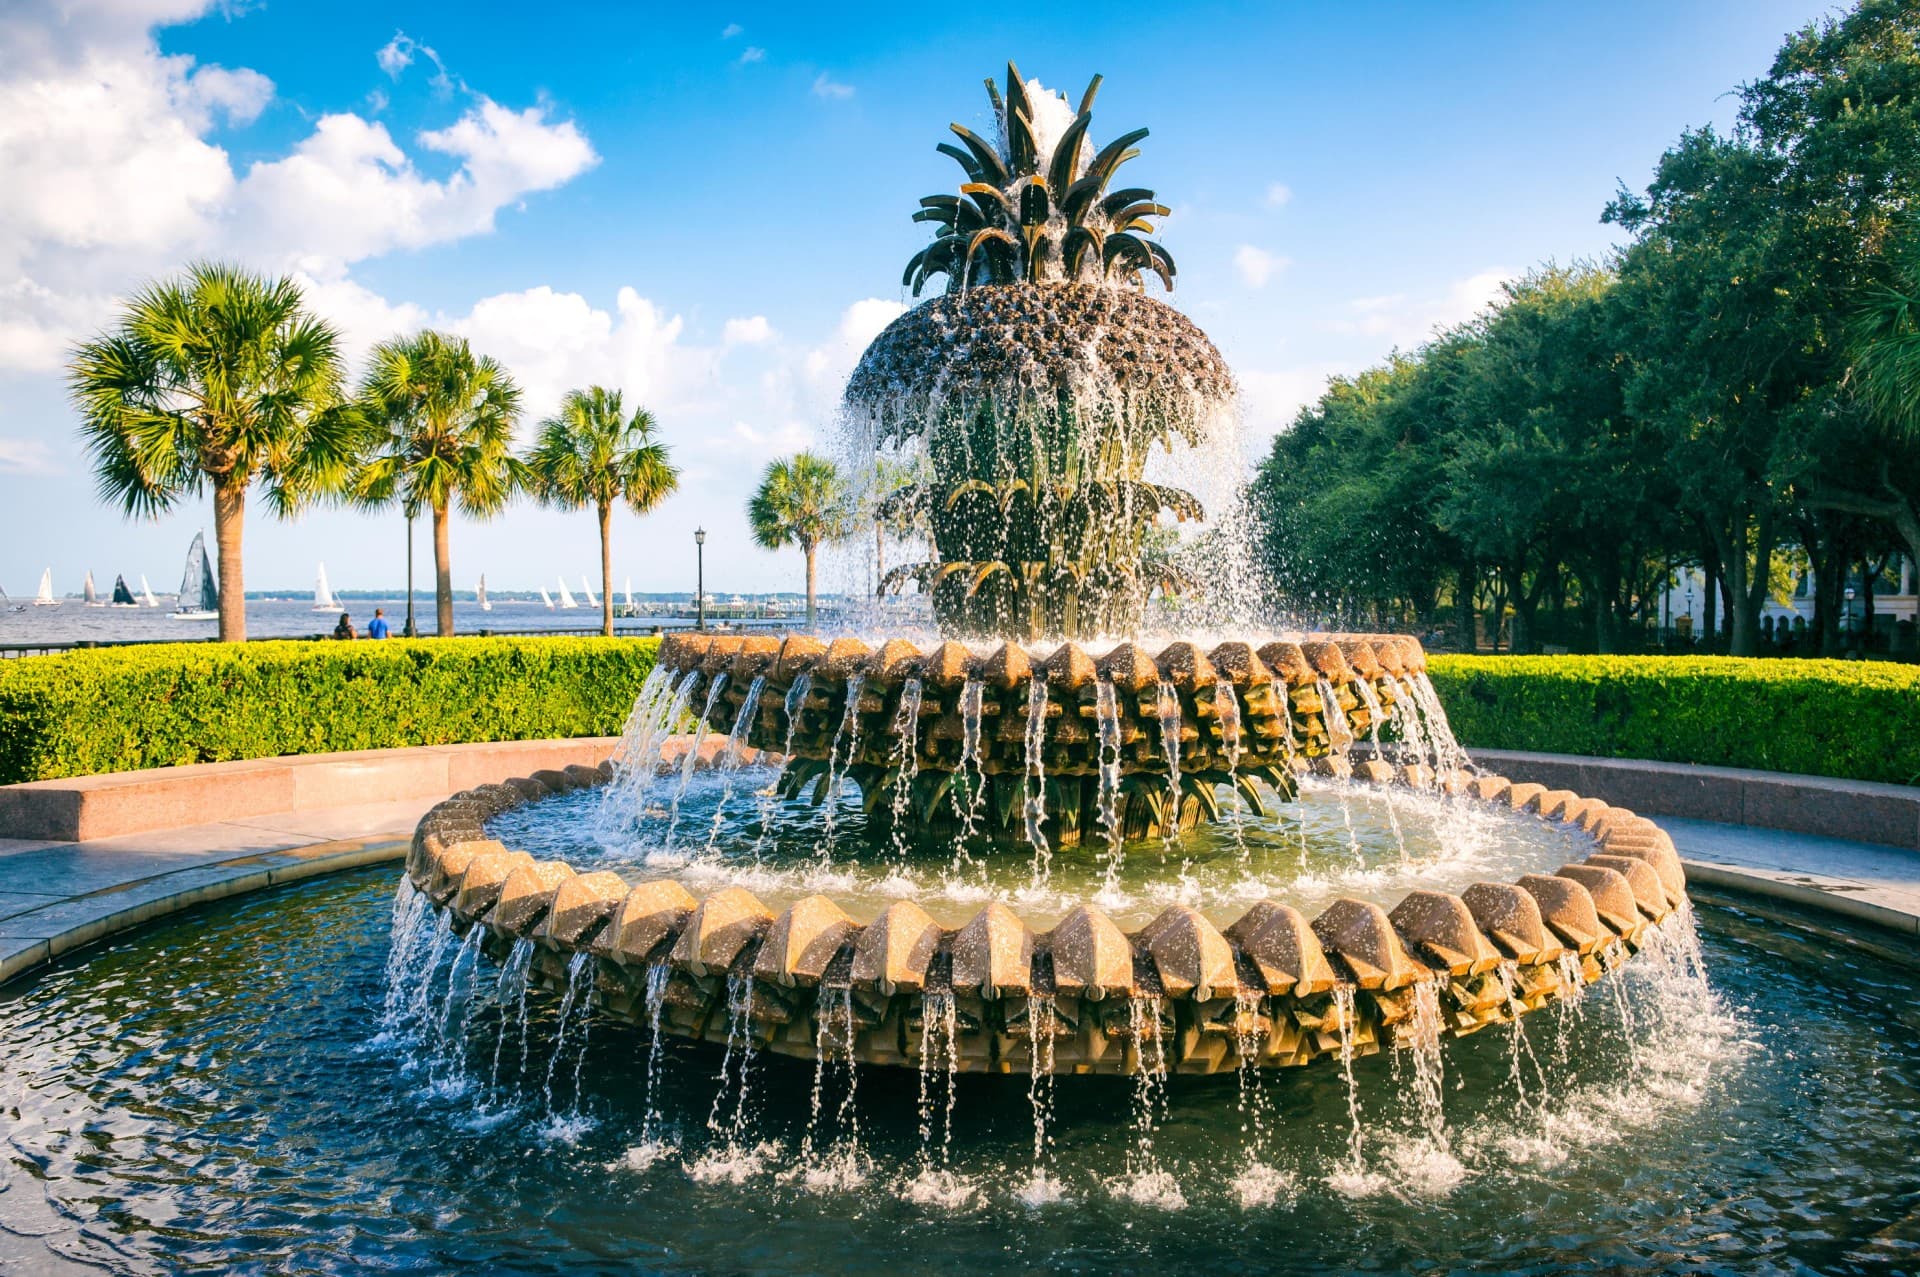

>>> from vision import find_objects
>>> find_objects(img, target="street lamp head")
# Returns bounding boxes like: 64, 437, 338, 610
695, 527, 707, 546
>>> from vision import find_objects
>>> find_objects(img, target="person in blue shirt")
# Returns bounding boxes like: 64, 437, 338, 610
366, 608, 391, 639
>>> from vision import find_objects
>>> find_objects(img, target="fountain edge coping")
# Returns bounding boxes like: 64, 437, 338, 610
407, 760, 1705, 1073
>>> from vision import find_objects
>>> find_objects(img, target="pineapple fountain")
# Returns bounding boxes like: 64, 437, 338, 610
389, 64, 1696, 1183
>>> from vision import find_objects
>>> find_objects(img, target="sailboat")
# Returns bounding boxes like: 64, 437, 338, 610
139, 575, 159, 607
624, 577, 636, 613
477, 575, 492, 612
581, 575, 599, 609
32, 568, 57, 607
110, 575, 139, 608
83, 571, 104, 606
312, 562, 342, 612
540, 585, 555, 610
557, 576, 579, 609
170, 533, 218, 620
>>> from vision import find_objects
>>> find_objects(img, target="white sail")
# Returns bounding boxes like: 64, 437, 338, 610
624, 577, 635, 608
33, 567, 56, 606
540, 585, 554, 610
312, 562, 342, 612
140, 574, 158, 607
477, 575, 491, 611
83, 570, 100, 605
582, 575, 599, 608
171, 533, 218, 619
558, 576, 578, 609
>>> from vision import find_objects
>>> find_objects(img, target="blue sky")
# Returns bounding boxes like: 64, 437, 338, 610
0, 0, 1837, 599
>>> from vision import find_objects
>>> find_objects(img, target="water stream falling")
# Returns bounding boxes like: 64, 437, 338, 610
1024, 994, 1060, 1202
540, 951, 596, 1118
955, 678, 987, 843
819, 674, 866, 857
1094, 678, 1124, 884
665, 675, 729, 846
1155, 679, 1183, 851
1023, 676, 1052, 883
488, 937, 536, 1093
888, 677, 925, 860
705, 674, 767, 854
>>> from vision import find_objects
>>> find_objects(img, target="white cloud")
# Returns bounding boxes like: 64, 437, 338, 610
738, 47, 766, 65
1264, 182, 1292, 208
1334, 267, 1515, 347
0, 437, 60, 475
812, 73, 854, 100
721, 22, 743, 38
0, 4, 600, 373
1233, 245, 1289, 289
230, 101, 597, 266
722, 315, 774, 346
376, 33, 414, 77
376, 31, 452, 94
182, 65, 273, 128
730, 420, 813, 457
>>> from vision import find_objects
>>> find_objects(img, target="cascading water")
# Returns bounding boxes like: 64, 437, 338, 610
1023, 676, 1051, 882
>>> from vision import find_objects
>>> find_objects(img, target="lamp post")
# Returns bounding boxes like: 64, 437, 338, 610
694, 527, 707, 632
1845, 585, 1857, 638
403, 505, 418, 638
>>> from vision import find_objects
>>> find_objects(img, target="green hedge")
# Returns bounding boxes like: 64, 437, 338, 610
0, 637, 660, 784
1427, 654, 1920, 787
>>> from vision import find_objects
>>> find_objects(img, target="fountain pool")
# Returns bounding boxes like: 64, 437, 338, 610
0, 867, 1914, 1272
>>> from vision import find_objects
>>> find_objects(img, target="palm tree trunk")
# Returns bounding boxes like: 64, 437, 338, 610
804, 543, 818, 629
213, 478, 246, 643
433, 500, 454, 637
599, 499, 614, 638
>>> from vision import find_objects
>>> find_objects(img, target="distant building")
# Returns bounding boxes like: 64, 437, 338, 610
1658, 557, 1916, 642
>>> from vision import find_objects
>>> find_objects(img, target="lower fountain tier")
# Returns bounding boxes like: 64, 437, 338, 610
402, 762, 1690, 1076
650, 630, 1431, 844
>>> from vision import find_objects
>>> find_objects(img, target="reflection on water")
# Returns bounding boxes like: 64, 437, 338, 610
1, 868, 1916, 1273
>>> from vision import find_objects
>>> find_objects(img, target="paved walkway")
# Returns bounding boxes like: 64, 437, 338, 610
1664, 816, 1920, 939
2, 789, 1916, 989
0, 797, 425, 983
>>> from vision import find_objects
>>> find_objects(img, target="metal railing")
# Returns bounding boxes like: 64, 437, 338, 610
0, 618, 793, 659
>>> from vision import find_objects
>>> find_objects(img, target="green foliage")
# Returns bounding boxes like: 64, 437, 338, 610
0, 637, 660, 785
904, 61, 1172, 294
1255, 2, 1920, 658
1428, 654, 1920, 785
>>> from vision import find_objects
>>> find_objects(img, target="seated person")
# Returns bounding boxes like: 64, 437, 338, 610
332, 612, 357, 640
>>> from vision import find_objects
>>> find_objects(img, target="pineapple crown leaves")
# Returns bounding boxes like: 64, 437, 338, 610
903, 61, 1177, 297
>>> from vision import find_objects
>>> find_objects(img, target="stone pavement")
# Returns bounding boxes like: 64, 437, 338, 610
1665, 816, 1920, 939
0, 796, 423, 984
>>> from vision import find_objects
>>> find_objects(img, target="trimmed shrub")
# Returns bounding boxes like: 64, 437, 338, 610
0, 636, 660, 784
1427, 654, 1920, 787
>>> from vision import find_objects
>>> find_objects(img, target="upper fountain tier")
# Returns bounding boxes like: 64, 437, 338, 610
843, 64, 1237, 641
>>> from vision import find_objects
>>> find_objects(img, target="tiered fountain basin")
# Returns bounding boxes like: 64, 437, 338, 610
647, 629, 1435, 845
402, 749, 1689, 1078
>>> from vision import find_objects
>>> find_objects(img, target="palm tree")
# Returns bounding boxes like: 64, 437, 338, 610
351, 330, 523, 636
69, 262, 352, 641
526, 387, 680, 635
748, 452, 852, 628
